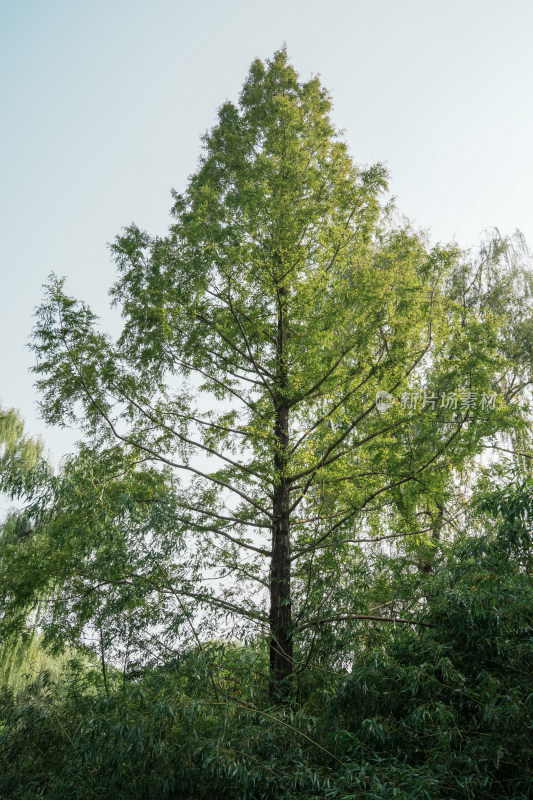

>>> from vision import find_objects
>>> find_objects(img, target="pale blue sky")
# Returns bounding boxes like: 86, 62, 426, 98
1, 0, 532, 466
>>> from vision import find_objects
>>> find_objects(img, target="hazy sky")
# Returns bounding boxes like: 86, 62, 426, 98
1, 0, 532, 466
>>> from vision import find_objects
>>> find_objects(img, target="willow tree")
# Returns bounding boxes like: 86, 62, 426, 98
0, 407, 44, 499
0, 406, 48, 668
32, 50, 524, 700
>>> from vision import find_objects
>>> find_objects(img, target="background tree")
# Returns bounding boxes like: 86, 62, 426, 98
0, 405, 45, 502
0, 406, 50, 644
30, 49, 530, 700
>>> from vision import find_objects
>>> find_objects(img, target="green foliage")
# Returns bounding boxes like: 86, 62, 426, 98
2, 48, 533, 796
23, 48, 533, 696
331, 539, 533, 797
1, 488, 532, 798
0, 406, 45, 500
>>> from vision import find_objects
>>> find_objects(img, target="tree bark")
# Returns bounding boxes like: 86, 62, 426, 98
269, 282, 293, 702
270, 402, 293, 701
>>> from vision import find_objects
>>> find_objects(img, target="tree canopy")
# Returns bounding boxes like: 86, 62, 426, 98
22, 48, 533, 701
1, 47, 533, 799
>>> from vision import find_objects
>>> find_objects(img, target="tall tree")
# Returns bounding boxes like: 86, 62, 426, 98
31, 50, 527, 700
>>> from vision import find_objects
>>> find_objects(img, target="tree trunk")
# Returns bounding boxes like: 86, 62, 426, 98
269, 281, 293, 703
270, 402, 293, 702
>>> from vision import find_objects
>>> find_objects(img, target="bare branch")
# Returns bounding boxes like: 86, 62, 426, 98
292, 525, 435, 559
299, 613, 434, 630
55, 321, 273, 519
172, 512, 271, 556
113, 383, 268, 482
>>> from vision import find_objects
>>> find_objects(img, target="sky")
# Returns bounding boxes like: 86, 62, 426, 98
1, 0, 532, 469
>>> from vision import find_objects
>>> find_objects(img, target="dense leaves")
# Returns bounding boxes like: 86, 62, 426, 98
2, 48, 533, 797
25, 49, 533, 698
1, 502, 532, 798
